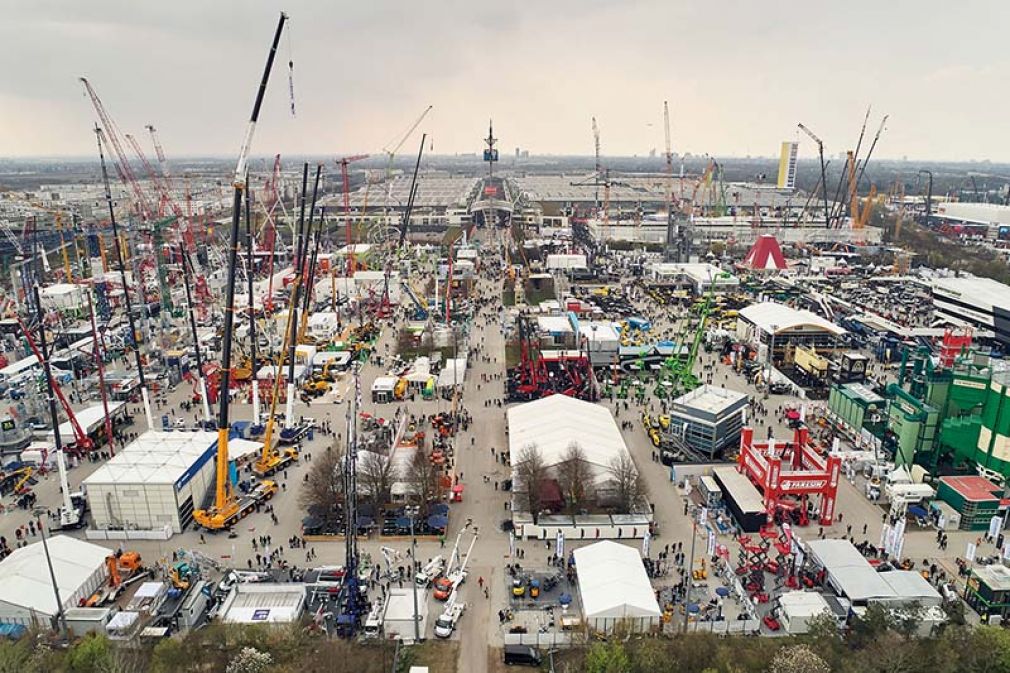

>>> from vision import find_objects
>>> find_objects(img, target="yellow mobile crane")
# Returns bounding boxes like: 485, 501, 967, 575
253, 292, 300, 477
193, 13, 288, 530
253, 163, 323, 477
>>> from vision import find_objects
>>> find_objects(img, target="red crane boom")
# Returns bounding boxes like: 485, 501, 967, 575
12, 314, 93, 454
80, 78, 153, 221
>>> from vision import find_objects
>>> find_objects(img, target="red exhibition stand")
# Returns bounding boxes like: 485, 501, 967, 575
737, 426, 841, 526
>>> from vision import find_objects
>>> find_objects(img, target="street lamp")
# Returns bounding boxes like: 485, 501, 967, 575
766, 323, 778, 395
405, 504, 422, 642
682, 517, 699, 634
34, 507, 68, 640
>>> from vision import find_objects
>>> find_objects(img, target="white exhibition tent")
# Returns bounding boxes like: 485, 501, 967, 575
228, 438, 264, 462
806, 538, 897, 604
0, 536, 109, 625
56, 400, 126, 443
738, 302, 846, 337
573, 541, 661, 633
508, 395, 628, 485
437, 358, 467, 389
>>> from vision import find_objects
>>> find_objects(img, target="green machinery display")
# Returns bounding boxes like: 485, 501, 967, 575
940, 370, 1010, 479
827, 343, 991, 472
889, 345, 988, 470
827, 382, 887, 441
654, 277, 721, 399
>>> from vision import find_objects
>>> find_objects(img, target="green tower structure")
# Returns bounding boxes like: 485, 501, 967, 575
941, 370, 1010, 479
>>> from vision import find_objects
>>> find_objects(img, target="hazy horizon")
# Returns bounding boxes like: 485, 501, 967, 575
2, 1, 1009, 162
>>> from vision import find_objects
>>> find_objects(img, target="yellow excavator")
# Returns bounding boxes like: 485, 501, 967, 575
302, 377, 331, 397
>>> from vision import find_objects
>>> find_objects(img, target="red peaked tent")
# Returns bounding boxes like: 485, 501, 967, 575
742, 235, 787, 271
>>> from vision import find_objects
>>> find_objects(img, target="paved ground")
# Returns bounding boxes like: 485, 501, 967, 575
2, 234, 989, 670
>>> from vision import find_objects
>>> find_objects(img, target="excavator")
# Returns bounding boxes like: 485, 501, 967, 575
301, 377, 331, 397
0, 465, 35, 496
170, 561, 196, 590
84, 552, 144, 606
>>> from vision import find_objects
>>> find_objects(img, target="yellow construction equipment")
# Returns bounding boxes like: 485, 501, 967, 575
794, 345, 830, 381
97, 232, 109, 273
233, 357, 253, 382
253, 274, 301, 477
302, 378, 330, 396
192, 12, 288, 530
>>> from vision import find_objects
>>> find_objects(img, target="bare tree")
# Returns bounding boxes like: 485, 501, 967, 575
405, 449, 440, 505
557, 441, 593, 514
298, 441, 345, 514
608, 450, 648, 514
515, 443, 547, 521
359, 451, 395, 509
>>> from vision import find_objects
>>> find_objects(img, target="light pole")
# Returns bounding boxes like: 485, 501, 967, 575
406, 504, 422, 642
34, 507, 68, 640
682, 519, 698, 634
453, 325, 459, 430
766, 324, 778, 394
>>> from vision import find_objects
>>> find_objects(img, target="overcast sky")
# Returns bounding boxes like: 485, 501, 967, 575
2, 0, 1008, 162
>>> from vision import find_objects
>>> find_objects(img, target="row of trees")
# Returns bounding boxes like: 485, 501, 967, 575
0, 623, 451, 673
513, 441, 648, 518
562, 608, 1010, 673
298, 437, 442, 516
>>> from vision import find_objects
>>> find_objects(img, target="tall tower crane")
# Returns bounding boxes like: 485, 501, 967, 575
591, 116, 601, 206
382, 105, 433, 163
853, 115, 888, 197
144, 125, 174, 193
663, 101, 679, 260
381, 105, 433, 228
124, 133, 185, 221
592, 117, 601, 175
335, 154, 369, 275
797, 122, 831, 228
145, 124, 200, 258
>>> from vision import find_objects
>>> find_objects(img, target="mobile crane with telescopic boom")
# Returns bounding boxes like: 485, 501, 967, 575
193, 13, 287, 531
252, 163, 320, 475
